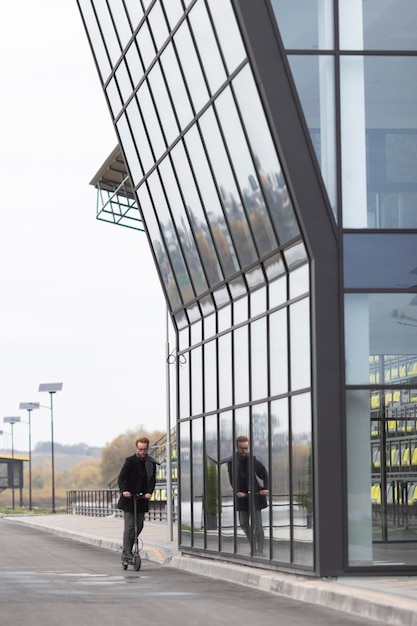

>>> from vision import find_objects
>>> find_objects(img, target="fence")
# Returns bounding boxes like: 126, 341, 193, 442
66, 489, 176, 522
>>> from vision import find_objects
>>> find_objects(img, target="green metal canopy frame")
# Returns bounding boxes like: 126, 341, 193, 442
90, 146, 144, 232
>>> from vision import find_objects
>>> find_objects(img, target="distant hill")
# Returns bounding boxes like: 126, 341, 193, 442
0, 442, 102, 471
34, 442, 102, 457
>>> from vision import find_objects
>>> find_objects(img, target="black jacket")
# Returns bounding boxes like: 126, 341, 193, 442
227, 455, 269, 511
117, 453, 158, 513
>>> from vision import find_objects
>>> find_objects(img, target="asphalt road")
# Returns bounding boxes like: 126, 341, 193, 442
0, 520, 379, 626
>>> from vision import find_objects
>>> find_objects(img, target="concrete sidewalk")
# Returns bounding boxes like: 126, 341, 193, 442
3, 513, 417, 626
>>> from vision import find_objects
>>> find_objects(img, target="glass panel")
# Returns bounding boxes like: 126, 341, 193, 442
289, 264, 309, 300
340, 0, 417, 51
191, 346, 203, 416
136, 183, 182, 310
215, 87, 278, 256
251, 286, 266, 318
199, 107, 257, 268
201, 294, 215, 318
192, 418, 204, 547
116, 114, 143, 185
288, 55, 337, 218
205, 414, 219, 548
79, 0, 111, 81
270, 0, 334, 49
106, 77, 123, 118
233, 67, 300, 244
136, 20, 156, 71
93, 1, 121, 65
219, 411, 234, 553
148, 1, 169, 50
174, 20, 210, 114
292, 392, 314, 567
344, 234, 417, 289
269, 275, 287, 309
229, 276, 247, 302
234, 295, 248, 325
191, 320, 202, 345
161, 0, 184, 30
125, 42, 144, 87
148, 62, 179, 146
346, 389, 372, 565
123, 0, 144, 28
341, 56, 417, 229
245, 265, 265, 291
171, 141, 223, 287
234, 325, 249, 405
184, 125, 239, 278
179, 327, 189, 351
179, 421, 191, 546
179, 350, 190, 419
264, 252, 286, 283
126, 97, 153, 176
283, 241, 307, 270
270, 308, 289, 396
147, 170, 195, 303
158, 158, 208, 296
345, 293, 417, 385
204, 311, 216, 340
207, 0, 246, 76
290, 297, 311, 391
160, 43, 193, 130
251, 318, 268, 401
233, 407, 250, 556
218, 332, 232, 409
213, 286, 230, 309
138, 80, 166, 161
218, 304, 231, 333
204, 340, 217, 413
252, 403, 270, 559
189, 0, 226, 95
271, 398, 290, 563
187, 303, 202, 323
115, 59, 133, 102
109, 0, 132, 48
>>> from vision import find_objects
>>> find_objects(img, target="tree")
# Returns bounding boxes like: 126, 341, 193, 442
100, 427, 164, 487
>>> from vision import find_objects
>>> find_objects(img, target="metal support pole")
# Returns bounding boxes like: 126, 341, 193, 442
11, 422, 15, 510
165, 306, 173, 541
50, 391, 56, 514
28, 410, 32, 510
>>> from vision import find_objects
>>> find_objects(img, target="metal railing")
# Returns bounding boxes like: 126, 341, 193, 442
66, 489, 176, 522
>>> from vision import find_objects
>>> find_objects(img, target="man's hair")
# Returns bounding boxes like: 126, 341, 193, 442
135, 436, 150, 447
236, 435, 249, 445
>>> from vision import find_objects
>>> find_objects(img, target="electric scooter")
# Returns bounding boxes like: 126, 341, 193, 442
122, 493, 145, 571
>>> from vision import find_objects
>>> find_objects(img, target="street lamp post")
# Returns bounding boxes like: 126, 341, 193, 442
3, 417, 21, 510
19, 402, 40, 511
38, 383, 63, 513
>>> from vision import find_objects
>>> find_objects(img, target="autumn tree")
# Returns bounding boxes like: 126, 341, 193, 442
100, 426, 164, 487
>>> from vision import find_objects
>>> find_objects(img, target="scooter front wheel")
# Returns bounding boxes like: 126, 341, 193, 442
132, 554, 141, 571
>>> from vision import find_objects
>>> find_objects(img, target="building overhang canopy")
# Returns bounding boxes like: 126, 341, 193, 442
90, 146, 144, 231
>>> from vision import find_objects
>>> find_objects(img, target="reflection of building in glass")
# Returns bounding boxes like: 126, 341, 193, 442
77, 0, 417, 576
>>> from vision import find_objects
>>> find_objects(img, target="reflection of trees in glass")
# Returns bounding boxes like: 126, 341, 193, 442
153, 240, 182, 310
161, 222, 195, 303
221, 190, 257, 268
253, 156, 300, 244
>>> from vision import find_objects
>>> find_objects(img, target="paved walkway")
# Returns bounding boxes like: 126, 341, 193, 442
4, 513, 417, 626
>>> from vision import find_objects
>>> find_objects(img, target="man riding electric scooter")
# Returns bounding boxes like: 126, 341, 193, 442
117, 436, 158, 569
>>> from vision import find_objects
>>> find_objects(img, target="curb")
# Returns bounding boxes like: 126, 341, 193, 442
169, 555, 417, 626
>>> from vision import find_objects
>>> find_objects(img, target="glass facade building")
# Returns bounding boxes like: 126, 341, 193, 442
77, 0, 417, 576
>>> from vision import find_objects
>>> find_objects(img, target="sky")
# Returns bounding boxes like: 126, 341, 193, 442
0, 1, 169, 452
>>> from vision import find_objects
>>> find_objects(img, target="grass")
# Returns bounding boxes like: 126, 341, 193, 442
0, 505, 66, 515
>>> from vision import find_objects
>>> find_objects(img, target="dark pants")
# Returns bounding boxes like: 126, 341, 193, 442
238, 508, 264, 555
122, 510, 145, 556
